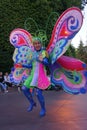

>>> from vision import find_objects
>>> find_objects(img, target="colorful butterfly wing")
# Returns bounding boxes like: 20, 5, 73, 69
50, 56, 87, 94
9, 28, 33, 84
46, 7, 83, 64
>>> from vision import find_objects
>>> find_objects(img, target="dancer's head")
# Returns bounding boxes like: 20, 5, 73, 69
33, 37, 42, 51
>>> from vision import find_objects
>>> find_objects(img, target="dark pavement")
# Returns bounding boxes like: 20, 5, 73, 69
0, 89, 87, 130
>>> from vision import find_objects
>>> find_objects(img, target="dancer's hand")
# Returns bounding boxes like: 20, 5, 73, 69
39, 54, 43, 61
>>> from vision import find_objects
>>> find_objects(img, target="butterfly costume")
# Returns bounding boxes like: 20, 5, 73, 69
9, 7, 87, 116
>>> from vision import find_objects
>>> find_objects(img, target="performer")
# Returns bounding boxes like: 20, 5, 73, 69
21, 38, 50, 117
9, 7, 87, 118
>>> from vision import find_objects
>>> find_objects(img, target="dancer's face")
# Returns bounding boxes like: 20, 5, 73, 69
33, 40, 42, 51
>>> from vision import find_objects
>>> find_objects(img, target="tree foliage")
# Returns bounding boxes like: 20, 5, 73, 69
81, 0, 87, 8
65, 45, 77, 58
76, 40, 87, 63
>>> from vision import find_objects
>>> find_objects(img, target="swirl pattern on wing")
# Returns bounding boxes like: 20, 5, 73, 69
9, 28, 33, 50
50, 62, 87, 94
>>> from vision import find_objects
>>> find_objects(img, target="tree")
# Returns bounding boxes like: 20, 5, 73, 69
65, 44, 77, 58
81, 0, 87, 9
76, 40, 87, 63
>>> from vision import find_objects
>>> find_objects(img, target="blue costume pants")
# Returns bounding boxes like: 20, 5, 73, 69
22, 86, 46, 116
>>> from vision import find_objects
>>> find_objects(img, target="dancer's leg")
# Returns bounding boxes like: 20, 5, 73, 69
36, 88, 46, 117
22, 86, 36, 112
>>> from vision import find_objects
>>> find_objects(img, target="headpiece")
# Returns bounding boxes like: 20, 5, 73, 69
32, 37, 42, 44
